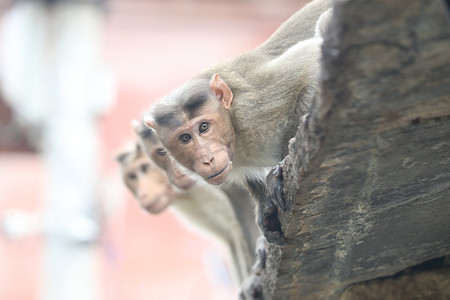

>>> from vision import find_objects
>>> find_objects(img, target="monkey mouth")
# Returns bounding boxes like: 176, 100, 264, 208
206, 162, 232, 183
144, 198, 161, 211
172, 167, 196, 190
144, 196, 169, 214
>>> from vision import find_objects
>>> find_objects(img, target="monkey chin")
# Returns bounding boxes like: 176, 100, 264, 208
173, 174, 196, 190
170, 167, 196, 190
204, 161, 232, 185
143, 195, 171, 214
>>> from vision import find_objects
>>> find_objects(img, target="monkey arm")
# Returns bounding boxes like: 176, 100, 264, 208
266, 158, 287, 211
170, 183, 254, 284
314, 8, 333, 38
260, 0, 333, 56
238, 236, 267, 299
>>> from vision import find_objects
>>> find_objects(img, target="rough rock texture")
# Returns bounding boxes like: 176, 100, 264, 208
255, 0, 450, 299
340, 258, 450, 300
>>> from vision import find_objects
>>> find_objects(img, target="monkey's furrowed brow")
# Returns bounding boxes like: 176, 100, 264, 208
155, 111, 183, 129
139, 126, 157, 141
183, 93, 209, 119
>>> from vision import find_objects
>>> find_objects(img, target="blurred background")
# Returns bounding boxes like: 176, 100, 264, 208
0, 0, 307, 299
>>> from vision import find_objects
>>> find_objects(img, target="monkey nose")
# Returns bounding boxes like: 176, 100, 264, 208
138, 192, 148, 200
202, 156, 214, 165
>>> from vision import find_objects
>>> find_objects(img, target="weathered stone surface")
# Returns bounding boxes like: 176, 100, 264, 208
258, 0, 450, 299
340, 258, 450, 300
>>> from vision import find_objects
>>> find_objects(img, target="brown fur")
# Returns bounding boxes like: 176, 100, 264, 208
147, 0, 334, 244
116, 140, 256, 285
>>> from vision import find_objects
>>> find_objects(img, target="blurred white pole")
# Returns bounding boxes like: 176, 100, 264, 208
0, 1, 114, 300
40, 5, 102, 300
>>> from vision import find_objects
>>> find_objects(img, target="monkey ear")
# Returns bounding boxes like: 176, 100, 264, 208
115, 151, 129, 163
143, 116, 157, 130
131, 119, 141, 134
209, 73, 233, 109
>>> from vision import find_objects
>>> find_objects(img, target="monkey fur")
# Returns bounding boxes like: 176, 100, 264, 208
117, 126, 259, 285
146, 0, 333, 245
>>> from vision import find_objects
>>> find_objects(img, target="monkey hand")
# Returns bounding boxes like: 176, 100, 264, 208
238, 274, 264, 300
239, 237, 267, 299
266, 158, 287, 211
259, 201, 286, 246
252, 236, 267, 275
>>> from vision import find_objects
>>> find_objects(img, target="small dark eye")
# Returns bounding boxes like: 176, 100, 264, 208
179, 133, 192, 144
140, 163, 149, 173
127, 173, 137, 180
156, 148, 167, 156
199, 122, 209, 134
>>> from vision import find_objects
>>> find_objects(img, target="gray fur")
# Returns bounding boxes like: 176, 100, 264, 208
149, 0, 334, 245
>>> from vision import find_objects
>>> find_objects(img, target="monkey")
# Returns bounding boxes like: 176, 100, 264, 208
144, 0, 333, 245
116, 127, 259, 286
116, 142, 175, 214
132, 119, 261, 251
116, 142, 253, 285
130, 120, 196, 191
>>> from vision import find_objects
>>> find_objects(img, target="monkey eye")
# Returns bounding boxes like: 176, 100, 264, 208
127, 173, 137, 180
178, 133, 192, 144
140, 163, 149, 173
199, 122, 210, 134
156, 148, 167, 156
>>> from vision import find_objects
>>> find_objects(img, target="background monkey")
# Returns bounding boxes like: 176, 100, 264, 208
144, 0, 333, 245
116, 125, 259, 285
117, 143, 172, 214
133, 119, 261, 253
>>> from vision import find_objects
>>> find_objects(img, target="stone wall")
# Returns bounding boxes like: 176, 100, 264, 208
251, 0, 450, 299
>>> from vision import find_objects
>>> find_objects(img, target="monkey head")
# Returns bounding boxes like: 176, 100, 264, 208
132, 119, 195, 190
146, 74, 235, 185
116, 143, 174, 214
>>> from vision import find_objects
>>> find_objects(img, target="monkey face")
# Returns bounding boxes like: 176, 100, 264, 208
133, 119, 195, 190
146, 139, 195, 190
147, 74, 235, 185
164, 111, 234, 185
124, 155, 173, 214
